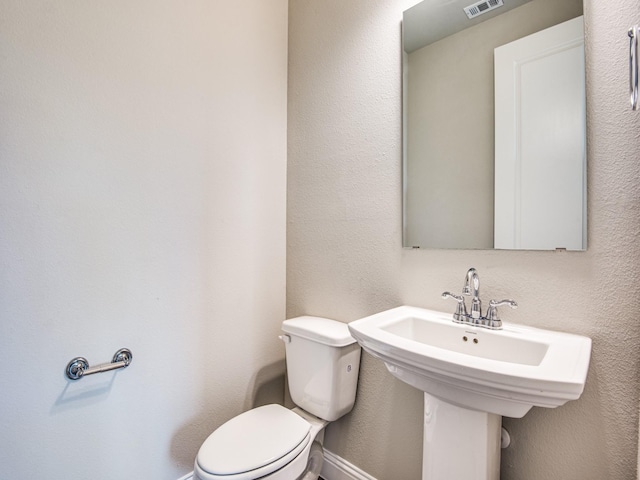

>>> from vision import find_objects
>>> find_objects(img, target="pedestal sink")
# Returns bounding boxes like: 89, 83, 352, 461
348, 306, 591, 480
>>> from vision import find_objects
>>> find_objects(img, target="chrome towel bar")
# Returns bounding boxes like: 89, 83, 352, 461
629, 25, 638, 110
65, 348, 133, 380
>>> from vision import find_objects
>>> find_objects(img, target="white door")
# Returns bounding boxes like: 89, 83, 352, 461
494, 16, 585, 250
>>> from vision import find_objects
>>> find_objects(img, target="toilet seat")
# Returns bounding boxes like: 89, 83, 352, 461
195, 404, 312, 480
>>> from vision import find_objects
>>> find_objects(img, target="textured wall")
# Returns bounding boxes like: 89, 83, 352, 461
0, 1, 287, 478
288, 0, 640, 479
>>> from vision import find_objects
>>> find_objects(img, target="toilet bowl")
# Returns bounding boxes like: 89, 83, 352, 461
194, 316, 361, 480
194, 405, 326, 480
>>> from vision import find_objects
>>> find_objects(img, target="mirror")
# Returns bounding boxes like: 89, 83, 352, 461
402, 0, 586, 250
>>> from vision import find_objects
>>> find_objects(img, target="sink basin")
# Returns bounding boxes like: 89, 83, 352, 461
348, 306, 592, 418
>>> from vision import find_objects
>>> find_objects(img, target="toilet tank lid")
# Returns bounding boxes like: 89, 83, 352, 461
282, 316, 357, 347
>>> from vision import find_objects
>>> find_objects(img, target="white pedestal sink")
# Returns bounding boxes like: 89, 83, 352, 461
348, 306, 591, 480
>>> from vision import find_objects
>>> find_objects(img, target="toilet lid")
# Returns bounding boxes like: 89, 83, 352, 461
197, 404, 311, 477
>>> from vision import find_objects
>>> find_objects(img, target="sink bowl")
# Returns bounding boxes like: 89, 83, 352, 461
348, 306, 591, 418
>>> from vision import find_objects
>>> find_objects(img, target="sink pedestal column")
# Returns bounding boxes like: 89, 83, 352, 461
423, 393, 501, 480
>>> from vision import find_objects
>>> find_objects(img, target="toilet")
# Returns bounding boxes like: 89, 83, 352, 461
194, 316, 362, 480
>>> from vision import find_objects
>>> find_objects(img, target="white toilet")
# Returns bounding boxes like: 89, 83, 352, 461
194, 316, 362, 480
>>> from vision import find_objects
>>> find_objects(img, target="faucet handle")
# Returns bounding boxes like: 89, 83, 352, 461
442, 291, 467, 322
485, 299, 518, 329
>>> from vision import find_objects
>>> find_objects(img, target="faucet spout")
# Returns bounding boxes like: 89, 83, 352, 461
463, 268, 480, 297
463, 268, 482, 319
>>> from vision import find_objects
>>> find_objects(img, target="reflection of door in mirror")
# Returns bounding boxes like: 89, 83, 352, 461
494, 17, 585, 250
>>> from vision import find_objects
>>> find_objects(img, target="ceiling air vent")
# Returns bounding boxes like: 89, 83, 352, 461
463, 0, 504, 19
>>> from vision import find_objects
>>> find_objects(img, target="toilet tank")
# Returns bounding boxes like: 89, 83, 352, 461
281, 316, 361, 422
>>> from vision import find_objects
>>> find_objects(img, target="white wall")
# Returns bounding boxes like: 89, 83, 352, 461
0, 1, 288, 478
288, 0, 640, 479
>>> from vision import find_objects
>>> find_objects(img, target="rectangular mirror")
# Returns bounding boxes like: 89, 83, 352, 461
402, 0, 586, 250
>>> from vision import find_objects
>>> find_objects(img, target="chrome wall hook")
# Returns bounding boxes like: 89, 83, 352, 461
65, 348, 133, 380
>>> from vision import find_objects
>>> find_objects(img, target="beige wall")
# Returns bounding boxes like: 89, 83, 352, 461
0, 1, 287, 478
288, 0, 640, 478
405, 0, 582, 249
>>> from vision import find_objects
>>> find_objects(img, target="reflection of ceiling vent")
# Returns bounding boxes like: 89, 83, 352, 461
463, 0, 504, 19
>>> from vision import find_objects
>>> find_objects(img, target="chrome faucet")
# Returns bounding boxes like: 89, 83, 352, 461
462, 267, 482, 320
442, 268, 517, 330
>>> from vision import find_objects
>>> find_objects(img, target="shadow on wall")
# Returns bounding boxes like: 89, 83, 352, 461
322, 353, 423, 479
168, 360, 287, 469
50, 373, 119, 414
244, 359, 287, 411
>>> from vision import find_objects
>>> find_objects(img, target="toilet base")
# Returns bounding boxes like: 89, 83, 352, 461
296, 441, 324, 480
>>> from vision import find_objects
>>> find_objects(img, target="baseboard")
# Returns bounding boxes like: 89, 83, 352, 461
180, 450, 375, 480
321, 449, 378, 480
